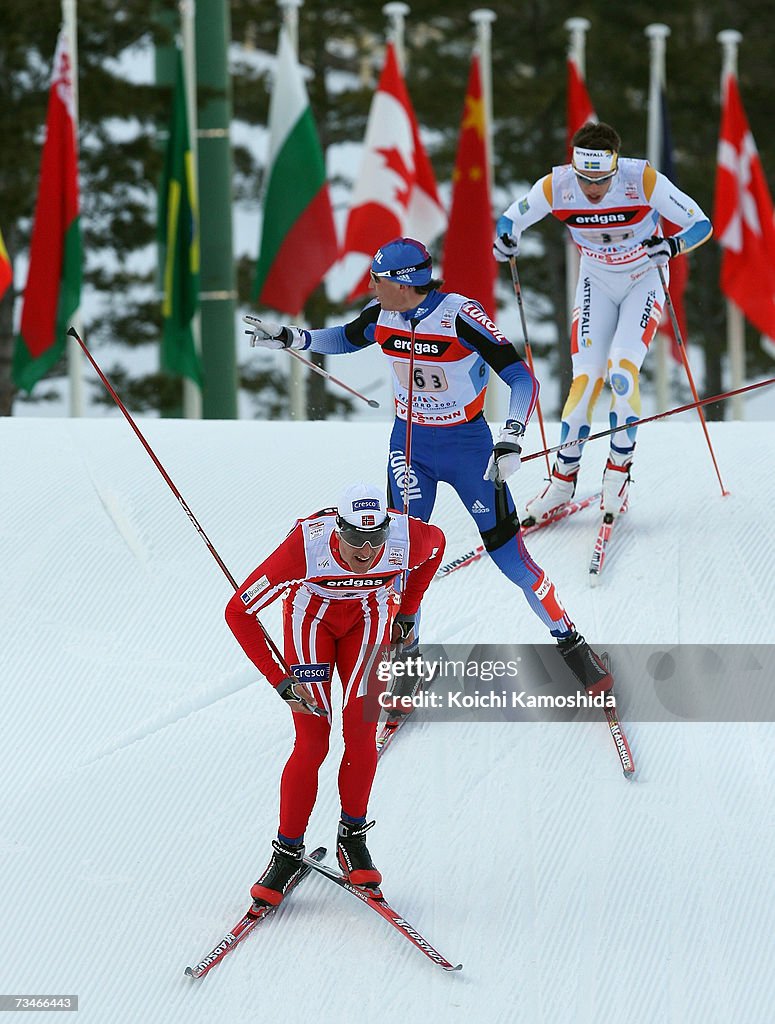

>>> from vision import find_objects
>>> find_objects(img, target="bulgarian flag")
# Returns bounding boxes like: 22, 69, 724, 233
252, 27, 338, 316
0, 228, 11, 300
13, 27, 82, 393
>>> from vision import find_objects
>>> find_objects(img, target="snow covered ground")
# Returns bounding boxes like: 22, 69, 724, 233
2, 414, 775, 1023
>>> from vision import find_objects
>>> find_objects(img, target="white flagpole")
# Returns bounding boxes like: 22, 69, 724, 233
470, 8, 503, 423
62, 0, 84, 417
383, 2, 410, 73
645, 23, 671, 412
717, 30, 744, 420
180, 0, 202, 419
564, 19, 589, 335
277, 0, 306, 422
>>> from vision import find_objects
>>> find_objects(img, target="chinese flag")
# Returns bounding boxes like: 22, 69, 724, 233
566, 58, 596, 161
441, 55, 495, 318
714, 72, 775, 338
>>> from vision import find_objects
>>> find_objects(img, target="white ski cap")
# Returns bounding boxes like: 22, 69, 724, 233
337, 482, 389, 529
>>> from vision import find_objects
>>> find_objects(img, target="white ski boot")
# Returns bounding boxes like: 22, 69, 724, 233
601, 456, 632, 516
522, 464, 578, 527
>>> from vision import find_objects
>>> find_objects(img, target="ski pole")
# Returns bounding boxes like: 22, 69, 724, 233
507, 256, 552, 476
523, 374, 775, 464
657, 264, 729, 496
67, 326, 325, 717
285, 347, 380, 408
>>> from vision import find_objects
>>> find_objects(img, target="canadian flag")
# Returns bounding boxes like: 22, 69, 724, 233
714, 72, 775, 339
337, 43, 446, 303
566, 57, 596, 161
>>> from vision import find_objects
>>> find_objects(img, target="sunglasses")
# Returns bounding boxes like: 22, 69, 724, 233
336, 515, 391, 549
573, 167, 618, 186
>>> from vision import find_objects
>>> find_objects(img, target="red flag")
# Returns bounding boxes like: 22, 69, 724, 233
13, 27, 82, 392
338, 43, 446, 302
441, 55, 495, 317
714, 72, 775, 338
566, 58, 596, 161
0, 227, 11, 301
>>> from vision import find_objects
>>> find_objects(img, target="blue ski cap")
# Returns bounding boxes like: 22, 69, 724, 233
371, 237, 433, 286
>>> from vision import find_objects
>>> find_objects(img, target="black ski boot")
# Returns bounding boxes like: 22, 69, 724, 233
250, 839, 305, 909
337, 819, 382, 891
557, 632, 613, 696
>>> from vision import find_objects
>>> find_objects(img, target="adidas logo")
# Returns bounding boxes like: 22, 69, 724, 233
471, 500, 490, 514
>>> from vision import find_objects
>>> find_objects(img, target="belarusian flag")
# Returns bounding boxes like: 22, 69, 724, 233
158, 47, 201, 384
0, 227, 11, 300
252, 28, 338, 316
13, 27, 82, 393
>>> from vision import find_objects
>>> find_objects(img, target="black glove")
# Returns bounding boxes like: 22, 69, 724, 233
392, 613, 416, 646
276, 676, 325, 716
642, 235, 682, 266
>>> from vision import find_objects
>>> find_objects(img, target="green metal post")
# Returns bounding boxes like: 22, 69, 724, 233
195, 0, 237, 418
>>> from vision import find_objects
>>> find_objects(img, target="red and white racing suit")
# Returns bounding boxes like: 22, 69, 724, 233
225, 508, 445, 839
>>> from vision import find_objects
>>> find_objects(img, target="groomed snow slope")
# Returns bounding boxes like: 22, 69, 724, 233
2, 416, 774, 1024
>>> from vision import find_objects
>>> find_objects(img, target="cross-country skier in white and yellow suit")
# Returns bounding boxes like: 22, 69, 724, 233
494, 122, 712, 523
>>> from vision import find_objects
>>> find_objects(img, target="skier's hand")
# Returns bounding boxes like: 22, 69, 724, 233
391, 613, 416, 650
243, 314, 309, 350
276, 676, 325, 716
642, 235, 682, 267
493, 232, 519, 263
493, 215, 520, 262
484, 421, 524, 486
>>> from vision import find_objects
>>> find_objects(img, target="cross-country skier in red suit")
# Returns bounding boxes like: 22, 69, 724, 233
225, 482, 445, 905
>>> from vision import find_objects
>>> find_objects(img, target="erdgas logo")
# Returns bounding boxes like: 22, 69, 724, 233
323, 575, 395, 588
383, 336, 450, 357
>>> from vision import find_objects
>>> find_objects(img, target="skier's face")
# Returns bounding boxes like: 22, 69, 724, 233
574, 167, 617, 204
370, 273, 420, 312
337, 534, 384, 572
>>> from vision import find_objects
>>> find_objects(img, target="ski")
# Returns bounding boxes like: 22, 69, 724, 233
376, 708, 413, 759
303, 856, 462, 972
185, 846, 326, 979
601, 654, 635, 779
588, 512, 615, 582
436, 492, 601, 580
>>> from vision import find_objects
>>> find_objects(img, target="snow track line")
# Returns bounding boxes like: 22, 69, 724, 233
79, 676, 257, 767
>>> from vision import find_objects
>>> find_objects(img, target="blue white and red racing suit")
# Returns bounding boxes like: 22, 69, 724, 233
299, 291, 575, 638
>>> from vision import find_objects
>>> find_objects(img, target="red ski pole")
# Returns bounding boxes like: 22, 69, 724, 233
657, 264, 729, 496
67, 326, 325, 716
523, 374, 775, 464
